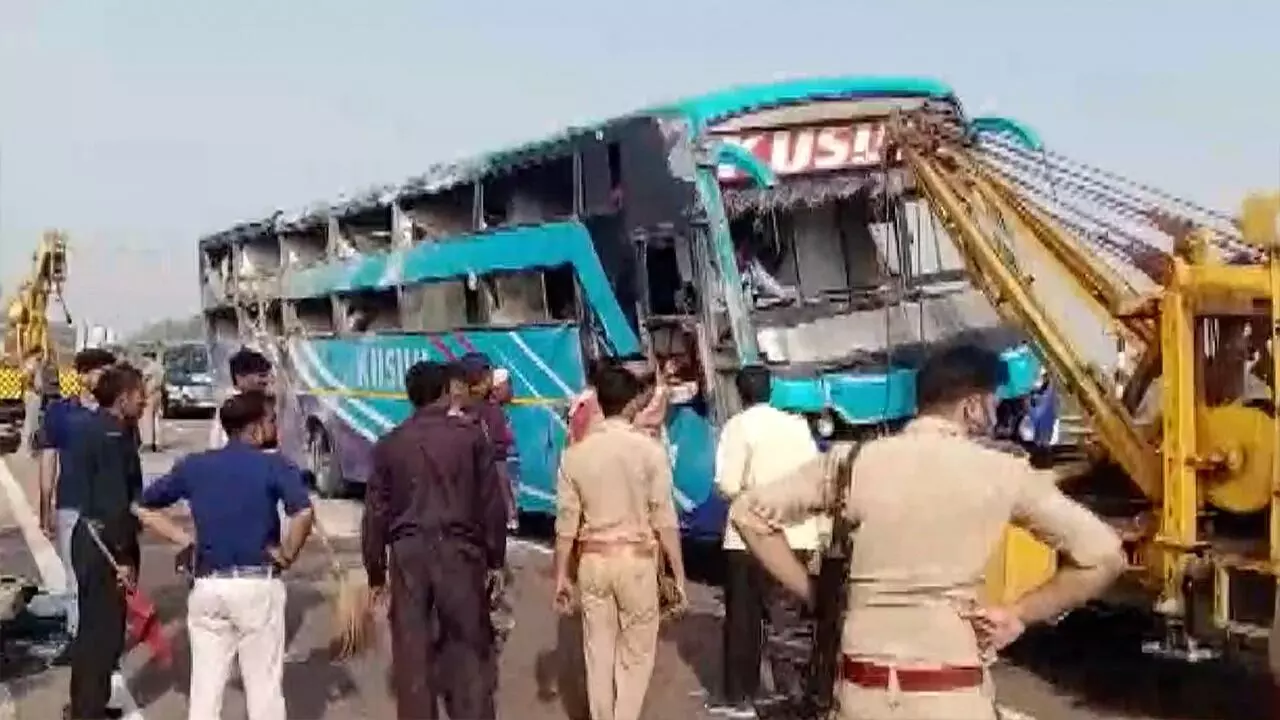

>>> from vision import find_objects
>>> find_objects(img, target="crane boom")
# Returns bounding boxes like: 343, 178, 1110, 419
898, 138, 1164, 498
0, 230, 73, 453
889, 108, 1279, 658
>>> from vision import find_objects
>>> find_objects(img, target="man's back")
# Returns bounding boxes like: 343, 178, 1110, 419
150, 443, 311, 572
839, 416, 1121, 666
70, 411, 143, 551
716, 403, 821, 550
38, 399, 96, 508
556, 419, 677, 543
369, 409, 506, 565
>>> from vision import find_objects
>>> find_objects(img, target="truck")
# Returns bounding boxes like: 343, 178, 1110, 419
160, 341, 216, 417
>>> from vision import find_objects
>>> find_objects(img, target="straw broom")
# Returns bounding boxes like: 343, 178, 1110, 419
311, 517, 376, 660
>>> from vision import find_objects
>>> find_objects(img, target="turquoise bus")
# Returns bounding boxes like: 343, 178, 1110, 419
196, 76, 1043, 540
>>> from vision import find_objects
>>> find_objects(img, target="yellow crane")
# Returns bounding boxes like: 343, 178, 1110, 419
888, 109, 1279, 662
0, 230, 76, 452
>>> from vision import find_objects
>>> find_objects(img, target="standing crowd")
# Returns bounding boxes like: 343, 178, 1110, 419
38, 347, 316, 720
34, 340, 1125, 720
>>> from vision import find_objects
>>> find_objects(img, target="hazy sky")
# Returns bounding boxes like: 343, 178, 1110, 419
1, 0, 1277, 333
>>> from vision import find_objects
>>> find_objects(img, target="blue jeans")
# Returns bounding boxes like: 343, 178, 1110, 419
55, 507, 80, 636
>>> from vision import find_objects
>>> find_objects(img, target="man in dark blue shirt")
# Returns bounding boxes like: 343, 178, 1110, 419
35, 348, 116, 649
134, 390, 314, 720
65, 364, 147, 720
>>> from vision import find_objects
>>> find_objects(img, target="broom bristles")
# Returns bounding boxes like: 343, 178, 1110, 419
310, 517, 378, 661
331, 567, 376, 660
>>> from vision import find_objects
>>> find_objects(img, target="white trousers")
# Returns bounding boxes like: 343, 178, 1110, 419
186, 576, 288, 720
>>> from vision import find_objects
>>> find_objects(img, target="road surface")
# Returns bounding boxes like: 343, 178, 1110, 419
0, 418, 1273, 719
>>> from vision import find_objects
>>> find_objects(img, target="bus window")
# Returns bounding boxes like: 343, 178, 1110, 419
339, 206, 394, 255
401, 280, 469, 333
544, 265, 579, 322
401, 184, 475, 244
279, 226, 328, 270
482, 156, 577, 229
244, 300, 285, 337
337, 288, 401, 334
474, 271, 550, 326
285, 297, 336, 335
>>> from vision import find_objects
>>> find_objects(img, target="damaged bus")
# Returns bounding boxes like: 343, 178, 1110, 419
197, 76, 1043, 539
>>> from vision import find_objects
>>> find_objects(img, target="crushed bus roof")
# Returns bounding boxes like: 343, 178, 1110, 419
197, 75, 959, 251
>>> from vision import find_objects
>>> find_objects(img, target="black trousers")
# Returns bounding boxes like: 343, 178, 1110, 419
722, 549, 765, 702
68, 521, 126, 719
388, 537, 497, 720
722, 548, 815, 704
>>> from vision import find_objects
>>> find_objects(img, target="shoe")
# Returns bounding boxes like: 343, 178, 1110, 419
62, 707, 124, 719
50, 642, 73, 667
706, 701, 758, 718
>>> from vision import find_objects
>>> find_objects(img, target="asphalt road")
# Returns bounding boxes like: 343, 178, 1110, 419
0, 418, 1273, 719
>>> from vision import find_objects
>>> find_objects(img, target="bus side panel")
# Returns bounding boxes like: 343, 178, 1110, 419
667, 406, 724, 541
283, 328, 586, 503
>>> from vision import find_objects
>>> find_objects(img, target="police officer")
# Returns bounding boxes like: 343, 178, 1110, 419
730, 344, 1125, 720
138, 350, 165, 452
133, 390, 315, 720
554, 365, 689, 720
65, 364, 147, 720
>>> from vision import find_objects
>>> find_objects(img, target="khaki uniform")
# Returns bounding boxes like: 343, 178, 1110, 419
140, 358, 164, 449
556, 418, 679, 720
730, 416, 1122, 720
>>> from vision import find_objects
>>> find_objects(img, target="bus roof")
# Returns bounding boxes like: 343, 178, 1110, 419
198, 75, 957, 250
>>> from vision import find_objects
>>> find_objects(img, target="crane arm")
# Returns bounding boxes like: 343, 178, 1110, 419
2, 230, 70, 365
896, 133, 1164, 498
891, 107, 1277, 509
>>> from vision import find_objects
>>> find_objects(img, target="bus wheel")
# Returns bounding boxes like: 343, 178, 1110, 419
307, 425, 346, 499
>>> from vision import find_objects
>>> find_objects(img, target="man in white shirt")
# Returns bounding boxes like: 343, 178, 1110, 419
711, 366, 820, 718
208, 349, 272, 450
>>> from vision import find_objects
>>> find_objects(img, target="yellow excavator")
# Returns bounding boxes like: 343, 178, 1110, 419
0, 230, 78, 453
885, 110, 1279, 664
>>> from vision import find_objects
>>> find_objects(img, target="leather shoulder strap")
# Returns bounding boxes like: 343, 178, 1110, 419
829, 441, 863, 557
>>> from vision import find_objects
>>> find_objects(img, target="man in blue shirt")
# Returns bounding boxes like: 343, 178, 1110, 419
65, 364, 147, 720
134, 390, 314, 720
35, 347, 116, 647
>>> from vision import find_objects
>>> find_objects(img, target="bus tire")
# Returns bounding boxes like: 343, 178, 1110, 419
307, 424, 346, 499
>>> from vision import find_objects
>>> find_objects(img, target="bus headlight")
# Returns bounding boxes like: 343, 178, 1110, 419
815, 412, 835, 439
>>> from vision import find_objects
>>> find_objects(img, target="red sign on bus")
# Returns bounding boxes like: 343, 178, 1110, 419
714, 122, 888, 181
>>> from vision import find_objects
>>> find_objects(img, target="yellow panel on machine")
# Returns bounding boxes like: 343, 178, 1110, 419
0, 367, 24, 402
58, 368, 82, 398
983, 526, 1058, 606
0, 366, 82, 401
